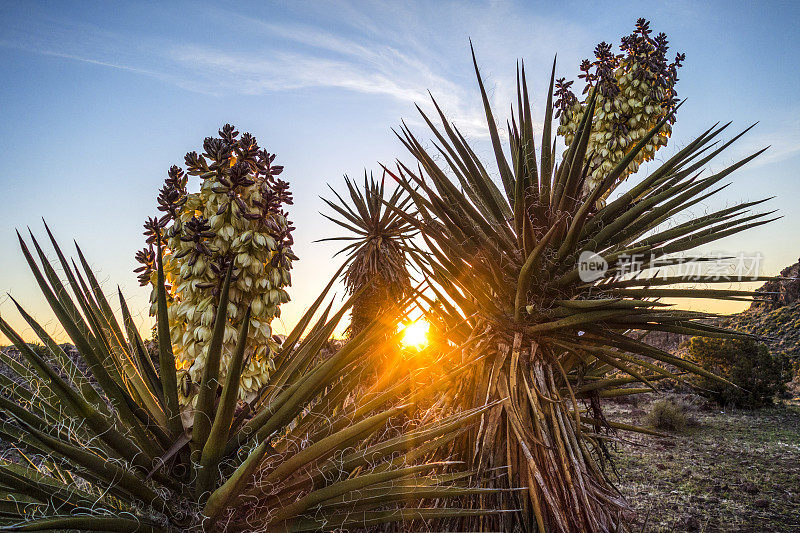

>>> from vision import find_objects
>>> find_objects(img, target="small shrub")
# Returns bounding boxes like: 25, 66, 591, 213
645, 399, 688, 431
687, 337, 791, 408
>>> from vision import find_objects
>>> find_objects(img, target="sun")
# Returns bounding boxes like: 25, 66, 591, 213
398, 319, 430, 350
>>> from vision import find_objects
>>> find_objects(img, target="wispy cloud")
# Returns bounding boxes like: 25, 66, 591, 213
163, 5, 497, 136
0, 1, 589, 140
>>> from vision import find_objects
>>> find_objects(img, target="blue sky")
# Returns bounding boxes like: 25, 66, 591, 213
1, 0, 799, 342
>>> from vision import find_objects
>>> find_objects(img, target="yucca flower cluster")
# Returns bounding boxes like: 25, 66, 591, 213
556, 18, 685, 201
136, 124, 295, 409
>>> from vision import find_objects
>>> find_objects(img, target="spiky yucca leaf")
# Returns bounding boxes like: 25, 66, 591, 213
0, 227, 502, 532
387, 45, 774, 532
319, 172, 418, 335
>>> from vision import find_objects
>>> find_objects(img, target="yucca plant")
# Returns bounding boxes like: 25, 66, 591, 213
0, 226, 509, 532
319, 173, 417, 335
386, 35, 776, 531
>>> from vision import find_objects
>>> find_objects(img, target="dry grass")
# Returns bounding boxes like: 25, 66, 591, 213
607, 394, 800, 532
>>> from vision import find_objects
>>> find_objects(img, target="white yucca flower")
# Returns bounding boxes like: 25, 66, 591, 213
555, 19, 684, 205
137, 124, 296, 411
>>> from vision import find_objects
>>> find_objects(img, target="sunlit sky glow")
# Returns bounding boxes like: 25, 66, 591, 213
1, 0, 798, 343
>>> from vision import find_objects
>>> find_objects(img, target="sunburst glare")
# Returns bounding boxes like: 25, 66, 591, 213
398, 319, 429, 350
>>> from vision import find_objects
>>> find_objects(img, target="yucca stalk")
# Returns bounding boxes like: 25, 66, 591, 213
319, 172, 418, 335
0, 224, 507, 531
386, 42, 775, 531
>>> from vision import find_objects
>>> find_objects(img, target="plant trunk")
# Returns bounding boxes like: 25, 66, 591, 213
349, 277, 400, 338
449, 333, 627, 533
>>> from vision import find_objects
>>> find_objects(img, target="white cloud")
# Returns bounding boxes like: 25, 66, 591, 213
0, 1, 593, 141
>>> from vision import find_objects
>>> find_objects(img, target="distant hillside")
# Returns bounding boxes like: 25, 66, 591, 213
636, 259, 800, 359
725, 301, 800, 357
751, 258, 800, 310
0, 343, 93, 389
715, 258, 799, 361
